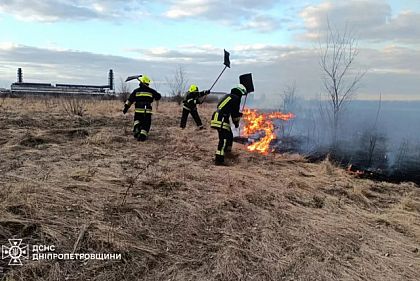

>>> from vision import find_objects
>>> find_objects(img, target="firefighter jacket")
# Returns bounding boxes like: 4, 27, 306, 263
183, 90, 208, 111
210, 93, 242, 131
125, 84, 162, 114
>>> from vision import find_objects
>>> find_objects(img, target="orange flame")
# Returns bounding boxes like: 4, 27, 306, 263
242, 108, 295, 154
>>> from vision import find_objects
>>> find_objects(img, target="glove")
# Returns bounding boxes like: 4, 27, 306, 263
203, 90, 210, 95
123, 105, 129, 114
234, 121, 240, 128
238, 112, 243, 118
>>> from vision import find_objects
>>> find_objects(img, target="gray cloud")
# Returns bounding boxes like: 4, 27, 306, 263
127, 44, 303, 64
0, 0, 290, 32
299, 0, 420, 44
164, 0, 278, 19
357, 46, 420, 100
126, 47, 222, 63
0, 44, 317, 97
0, 0, 148, 22
163, 0, 286, 31
0, 45, 146, 86
240, 15, 282, 33
1, 43, 419, 101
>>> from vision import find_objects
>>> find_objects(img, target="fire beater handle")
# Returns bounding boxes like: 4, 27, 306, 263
209, 65, 228, 91
202, 65, 228, 103
238, 94, 249, 136
241, 94, 248, 112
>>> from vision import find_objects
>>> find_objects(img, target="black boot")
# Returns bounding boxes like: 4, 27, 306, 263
133, 124, 140, 139
215, 154, 226, 166
138, 134, 147, 142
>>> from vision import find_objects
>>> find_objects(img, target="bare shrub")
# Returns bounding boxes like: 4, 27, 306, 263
279, 82, 297, 137
42, 96, 60, 111
61, 96, 88, 117
0, 93, 7, 109
321, 156, 336, 175
118, 77, 131, 102
355, 94, 388, 169
166, 65, 188, 105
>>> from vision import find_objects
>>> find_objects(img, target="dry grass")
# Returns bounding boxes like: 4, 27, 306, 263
0, 97, 419, 281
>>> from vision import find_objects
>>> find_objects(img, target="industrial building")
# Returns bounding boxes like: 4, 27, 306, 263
10, 68, 114, 96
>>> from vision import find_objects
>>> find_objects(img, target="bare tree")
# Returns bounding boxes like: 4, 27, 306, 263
0, 94, 6, 109
395, 139, 409, 171
319, 22, 366, 144
279, 82, 297, 137
282, 82, 297, 113
118, 77, 131, 102
152, 80, 162, 111
166, 66, 188, 105
365, 93, 383, 167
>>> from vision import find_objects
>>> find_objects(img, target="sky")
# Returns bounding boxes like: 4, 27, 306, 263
0, 0, 419, 101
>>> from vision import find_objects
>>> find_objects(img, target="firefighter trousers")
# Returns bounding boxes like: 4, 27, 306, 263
133, 112, 152, 141
215, 128, 233, 163
180, 108, 203, 128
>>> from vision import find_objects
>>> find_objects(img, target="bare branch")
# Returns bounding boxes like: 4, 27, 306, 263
166, 65, 189, 105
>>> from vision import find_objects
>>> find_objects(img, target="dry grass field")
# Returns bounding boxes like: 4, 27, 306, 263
0, 97, 419, 281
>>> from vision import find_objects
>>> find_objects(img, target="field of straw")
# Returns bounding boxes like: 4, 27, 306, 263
0, 97, 419, 281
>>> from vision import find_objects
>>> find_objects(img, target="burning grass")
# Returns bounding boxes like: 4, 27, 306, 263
241, 108, 295, 154
0, 97, 419, 280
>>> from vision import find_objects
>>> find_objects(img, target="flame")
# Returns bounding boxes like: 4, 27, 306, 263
242, 108, 295, 154
347, 164, 365, 176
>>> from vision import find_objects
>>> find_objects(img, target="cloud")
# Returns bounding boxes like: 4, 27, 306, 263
299, 0, 420, 44
129, 44, 309, 66
0, 0, 149, 22
163, 0, 211, 19
0, 43, 318, 97
0, 44, 141, 85
127, 46, 222, 63
1, 43, 419, 100
163, 0, 287, 32
0, 0, 288, 32
164, 0, 277, 19
241, 15, 282, 32
373, 11, 420, 43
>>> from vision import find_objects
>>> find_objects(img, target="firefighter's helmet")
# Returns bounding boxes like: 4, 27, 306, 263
189, 84, 199, 92
138, 75, 151, 85
232, 84, 247, 96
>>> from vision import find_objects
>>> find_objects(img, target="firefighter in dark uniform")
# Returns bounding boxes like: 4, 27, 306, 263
180, 84, 210, 129
123, 75, 162, 141
210, 84, 247, 165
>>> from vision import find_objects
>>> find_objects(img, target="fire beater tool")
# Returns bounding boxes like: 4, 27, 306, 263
239, 73, 254, 111
201, 49, 230, 103
209, 49, 231, 91
125, 74, 143, 82
234, 73, 254, 144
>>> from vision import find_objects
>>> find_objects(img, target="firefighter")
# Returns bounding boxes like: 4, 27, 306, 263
180, 84, 210, 129
210, 84, 247, 165
122, 75, 162, 141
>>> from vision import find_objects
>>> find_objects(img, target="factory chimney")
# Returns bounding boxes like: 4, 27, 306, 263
108, 69, 114, 90
17, 68, 23, 83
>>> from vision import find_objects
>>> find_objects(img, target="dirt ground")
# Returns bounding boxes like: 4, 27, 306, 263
0, 97, 419, 281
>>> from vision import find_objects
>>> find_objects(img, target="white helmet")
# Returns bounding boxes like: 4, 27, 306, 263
234, 84, 247, 96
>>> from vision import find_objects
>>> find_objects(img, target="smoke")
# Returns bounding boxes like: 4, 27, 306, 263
246, 96, 420, 183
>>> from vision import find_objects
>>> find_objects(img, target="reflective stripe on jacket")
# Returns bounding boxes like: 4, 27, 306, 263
125, 84, 162, 112
210, 93, 241, 131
